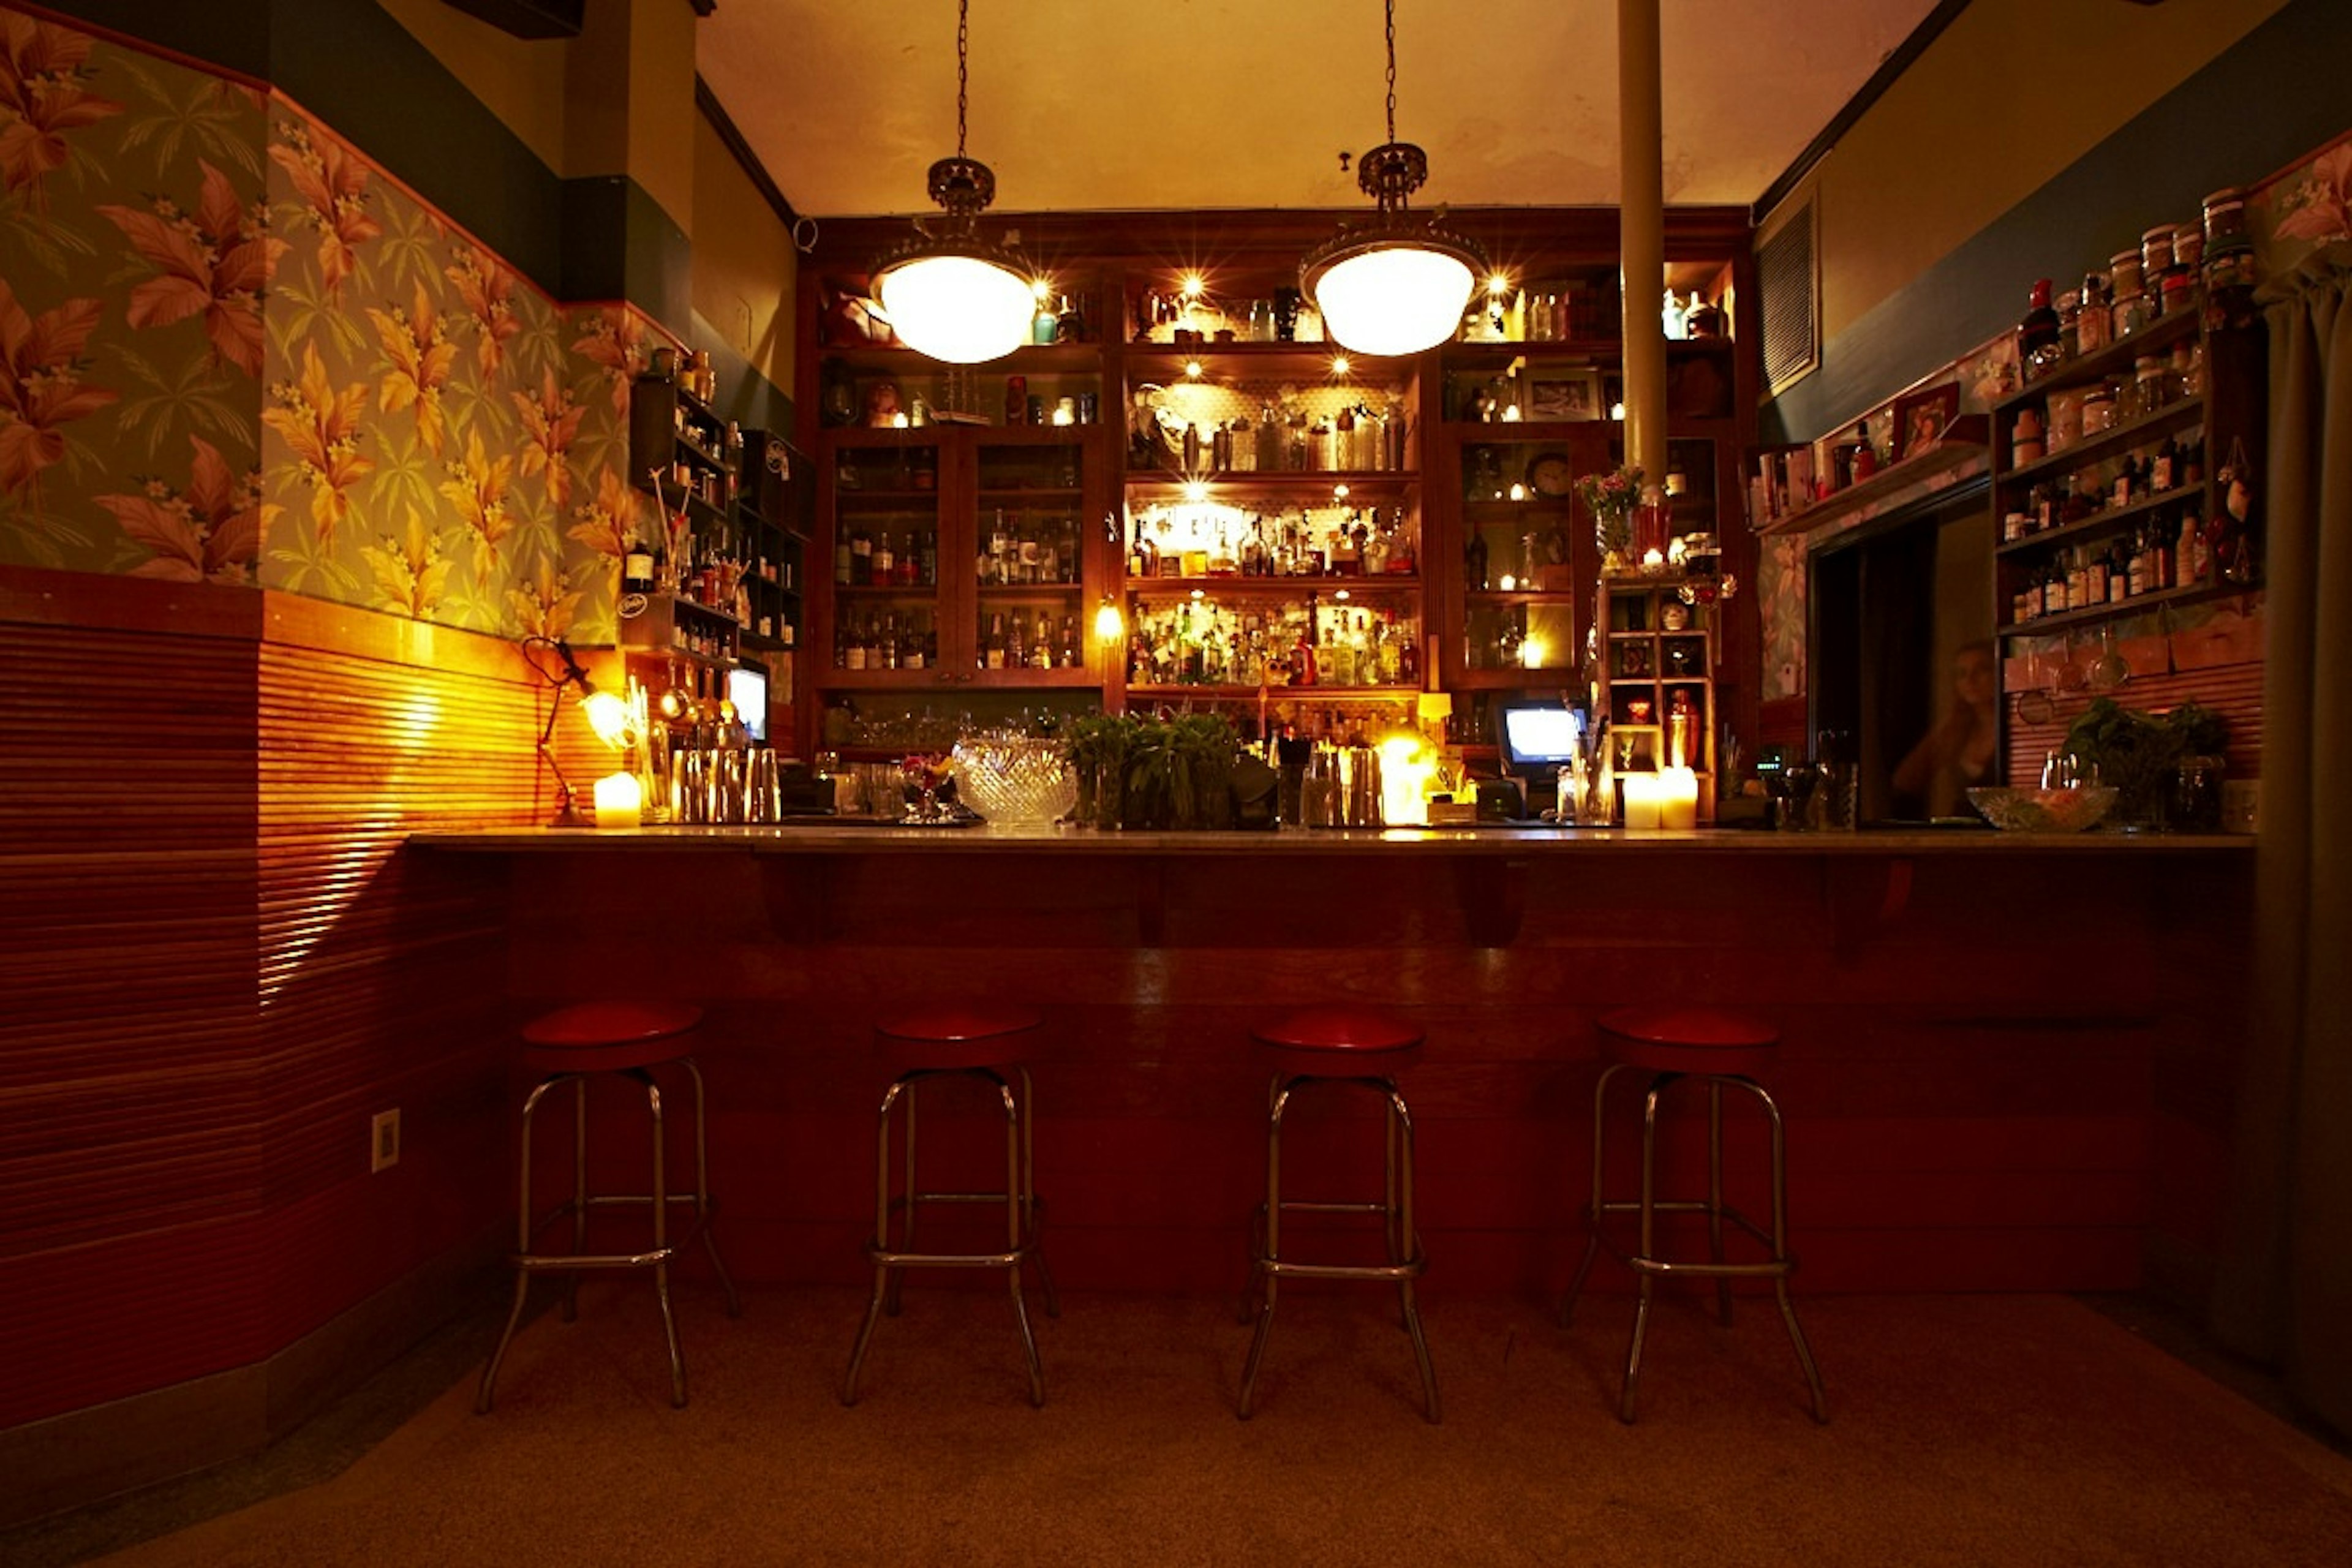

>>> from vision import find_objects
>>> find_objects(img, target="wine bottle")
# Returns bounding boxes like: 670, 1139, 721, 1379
2018, 279, 2063, 379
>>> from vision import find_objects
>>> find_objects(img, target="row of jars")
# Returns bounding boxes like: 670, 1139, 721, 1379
2021, 190, 2255, 379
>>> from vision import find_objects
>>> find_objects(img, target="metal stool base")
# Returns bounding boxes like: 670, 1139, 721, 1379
843, 1064, 1057, 1408
1240, 1070, 1440, 1424
477, 1058, 740, 1413
1560, 1062, 1826, 1424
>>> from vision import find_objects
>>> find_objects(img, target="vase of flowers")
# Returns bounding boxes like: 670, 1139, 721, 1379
1576, 464, 1645, 573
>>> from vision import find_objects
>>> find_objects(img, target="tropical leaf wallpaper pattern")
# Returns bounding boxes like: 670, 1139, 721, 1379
0, 6, 657, 643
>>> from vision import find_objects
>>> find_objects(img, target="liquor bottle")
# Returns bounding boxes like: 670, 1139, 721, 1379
1033, 611, 1054, 671
1466, 527, 1490, 592
849, 524, 873, 586
624, 532, 655, 596
2177, 509, 2205, 586
2018, 279, 2063, 379
984, 612, 1008, 670
1255, 404, 1282, 472
2152, 436, 2177, 492
873, 530, 895, 586
1130, 516, 1159, 579
833, 526, 853, 586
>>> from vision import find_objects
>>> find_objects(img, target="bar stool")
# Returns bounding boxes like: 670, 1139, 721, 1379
842, 1004, 1058, 1407
1239, 1005, 1439, 1423
1559, 1005, 1826, 1423
477, 1000, 739, 1413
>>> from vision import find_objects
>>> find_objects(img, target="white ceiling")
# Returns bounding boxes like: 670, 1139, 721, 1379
699, 0, 1942, 221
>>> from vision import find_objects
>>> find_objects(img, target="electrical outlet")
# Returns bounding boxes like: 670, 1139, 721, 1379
370, 1108, 401, 1173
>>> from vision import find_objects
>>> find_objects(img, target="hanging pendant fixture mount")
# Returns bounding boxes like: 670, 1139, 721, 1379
870, 0, 1035, 364
1300, 0, 1487, 358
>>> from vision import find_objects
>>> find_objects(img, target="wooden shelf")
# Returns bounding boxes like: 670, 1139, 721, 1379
1994, 304, 2203, 413
1997, 399, 2203, 486
1996, 577, 2249, 638
1995, 483, 2204, 556
1124, 575, 1422, 595
1753, 426, 1989, 537
1123, 470, 1417, 496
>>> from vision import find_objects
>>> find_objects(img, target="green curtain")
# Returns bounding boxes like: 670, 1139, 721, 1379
2213, 245, 2352, 1437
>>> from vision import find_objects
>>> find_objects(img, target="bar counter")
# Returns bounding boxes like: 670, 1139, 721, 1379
413, 823, 2253, 1301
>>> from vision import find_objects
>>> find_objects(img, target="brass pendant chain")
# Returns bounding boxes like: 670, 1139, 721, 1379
1384, 0, 1398, 145
957, 0, 971, 160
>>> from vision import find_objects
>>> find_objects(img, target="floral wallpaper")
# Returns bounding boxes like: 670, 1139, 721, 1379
2251, 131, 2352, 274
0, 7, 660, 645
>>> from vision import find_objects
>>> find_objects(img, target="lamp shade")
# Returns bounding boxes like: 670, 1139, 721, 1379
1306, 239, 1477, 358
876, 249, 1035, 364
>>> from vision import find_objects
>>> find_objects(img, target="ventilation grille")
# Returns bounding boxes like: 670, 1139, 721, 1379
1758, 199, 1819, 396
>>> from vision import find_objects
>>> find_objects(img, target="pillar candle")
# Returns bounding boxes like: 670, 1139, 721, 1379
1621, 773, 1662, 830
1657, 766, 1699, 830
593, 771, 643, 829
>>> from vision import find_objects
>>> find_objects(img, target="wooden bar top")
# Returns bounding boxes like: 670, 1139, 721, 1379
412, 822, 2252, 856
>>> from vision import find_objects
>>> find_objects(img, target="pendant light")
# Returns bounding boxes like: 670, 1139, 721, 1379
871, 0, 1034, 364
1301, 0, 1487, 358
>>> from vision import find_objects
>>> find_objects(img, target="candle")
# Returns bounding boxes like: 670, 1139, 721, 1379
1621, 774, 1662, 830
593, 771, 643, 829
1657, 766, 1699, 829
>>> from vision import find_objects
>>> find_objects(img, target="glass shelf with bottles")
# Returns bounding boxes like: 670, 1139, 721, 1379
1121, 495, 1420, 586
1125, 363, 1416, 480
1123, 584, 1423, 693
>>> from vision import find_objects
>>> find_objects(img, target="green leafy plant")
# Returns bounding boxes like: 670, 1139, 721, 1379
1062, 711, 1238, 829
2062, 698, 2228, 827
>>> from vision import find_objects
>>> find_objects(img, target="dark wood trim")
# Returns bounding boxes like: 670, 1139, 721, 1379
696, 74, 804, 239
1751, 0, 1975, 226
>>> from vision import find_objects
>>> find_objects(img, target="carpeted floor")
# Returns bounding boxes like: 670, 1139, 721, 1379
17, 1285, 2352, 1566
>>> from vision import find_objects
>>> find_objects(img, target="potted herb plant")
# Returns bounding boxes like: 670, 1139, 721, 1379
2062, 697, 2228, 830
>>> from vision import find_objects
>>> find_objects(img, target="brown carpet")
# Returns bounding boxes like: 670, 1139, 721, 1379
67, 1286, 2352, 1566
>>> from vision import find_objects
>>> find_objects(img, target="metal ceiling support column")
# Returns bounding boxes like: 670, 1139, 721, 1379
1616, 0, 1667, 487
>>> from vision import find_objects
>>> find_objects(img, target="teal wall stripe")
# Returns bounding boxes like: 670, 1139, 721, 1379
1767, 0, 2352, 445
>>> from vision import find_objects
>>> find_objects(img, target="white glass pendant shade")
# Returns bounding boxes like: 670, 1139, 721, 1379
1308, 243, 1477, 358
876, 251, 1035, 364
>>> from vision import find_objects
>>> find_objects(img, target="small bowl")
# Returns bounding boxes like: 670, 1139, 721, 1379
950, 736, 1077, 826
1965, 785, 2118, 833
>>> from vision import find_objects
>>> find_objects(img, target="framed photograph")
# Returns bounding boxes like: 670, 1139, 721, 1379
1893, 382, 1961, 462
1526, 368, 1603, 423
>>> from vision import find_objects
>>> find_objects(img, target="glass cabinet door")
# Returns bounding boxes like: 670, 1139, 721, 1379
973, 433, 1090, 679
829, 434, 943, 679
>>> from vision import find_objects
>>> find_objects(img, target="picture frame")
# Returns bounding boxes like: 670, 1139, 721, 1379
1526, 368, 1603, 423
1892, 382, 1962, 462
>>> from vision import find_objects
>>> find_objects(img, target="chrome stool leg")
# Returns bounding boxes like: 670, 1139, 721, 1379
634, 1068, 686, 1409
1237, 1077, 1292, 1420
1749, 1079, 1828, 1423
681, 1058, 741, 1319
478, 1075, 560, 1414
1389, 1080, 1440, 1424
845, 1066, 1049, 1408
1616, 1077, 1667, 1423
1239, 1073, 1438, 1423
1560, 1061, 1629, 1325
842, 1076, 907, 1406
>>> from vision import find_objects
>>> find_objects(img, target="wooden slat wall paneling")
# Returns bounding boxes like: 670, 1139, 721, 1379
254, 635, 526, 1346
1, 575, 267, 1430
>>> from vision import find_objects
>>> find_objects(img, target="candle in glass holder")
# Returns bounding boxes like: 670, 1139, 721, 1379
1621, 773, 1662, 829
1657, 766, 1700, 829
593, 771, 643, 829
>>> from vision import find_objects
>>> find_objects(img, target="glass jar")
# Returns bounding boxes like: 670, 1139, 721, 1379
2057, 290, 2082, 358
2140, 226, 2176, 285
2133, 355, 2168, 419
2076, 271, 2113, 355
2170, 755, 2226, 834
2203, 188, 2249, 249
2109, 249, 2145, 303
2080, 385, 2117, 434
2113, 291, 2152, 339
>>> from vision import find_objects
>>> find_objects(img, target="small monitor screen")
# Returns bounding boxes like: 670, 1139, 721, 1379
728, 663, 769, 744
1498, 704, 1583, 769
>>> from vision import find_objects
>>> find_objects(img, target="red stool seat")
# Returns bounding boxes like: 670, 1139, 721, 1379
875, 1004, 1042, 1071
1596, 1005, 1777, 1080
520, 1000, 703, 1074
1252, 1006, 1424, 1082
